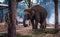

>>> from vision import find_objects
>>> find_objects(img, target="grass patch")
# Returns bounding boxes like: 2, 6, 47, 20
32, 28, 60, 34
22, 35, 32, 37
0, 33, 32, 37
0, 29, 60, 37
0, 33, 7, 37
32, 29, 45, 35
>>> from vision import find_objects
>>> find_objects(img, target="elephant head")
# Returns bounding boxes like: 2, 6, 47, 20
24, 9, 31, 20
24, 8, 36, 19
23, 8, 36, 27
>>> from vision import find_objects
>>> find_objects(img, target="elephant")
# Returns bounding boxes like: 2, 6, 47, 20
23, 5, 48, 30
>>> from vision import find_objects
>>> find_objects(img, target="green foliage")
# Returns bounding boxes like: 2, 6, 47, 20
22, 35, 32, 37
0, 33, 32, 37
0, 28, 60, 37
16, 33, 32, 37
44, 29, 56, 34
0, 33, 8, 37
32, 29, 45, 34
32, 28, 60, 34
16, 33, 22, 37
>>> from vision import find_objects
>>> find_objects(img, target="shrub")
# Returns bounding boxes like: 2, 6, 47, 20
32, 29, 45, 34
0, 33, 32, 37
32, 28, 60, 34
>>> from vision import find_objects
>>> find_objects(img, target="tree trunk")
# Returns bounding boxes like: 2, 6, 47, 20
27, 0, 32, 8
16, 0, 22, 2
8, 0, 16, 37
54, 0, 58, 29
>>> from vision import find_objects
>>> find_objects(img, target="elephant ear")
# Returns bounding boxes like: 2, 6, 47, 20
24, 9, 31, 15
30, 8, 37, 15
30, 9, 34, 14
30, 9, 36, 18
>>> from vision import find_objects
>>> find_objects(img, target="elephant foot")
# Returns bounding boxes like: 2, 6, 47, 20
40, 25, 45, 30
32, 28, 38, 31
40, 28, 45, 30
32, 29, 38, 31
32, 27, 38, 30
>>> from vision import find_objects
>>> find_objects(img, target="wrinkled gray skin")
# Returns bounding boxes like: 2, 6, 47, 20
23, 5, 48, 30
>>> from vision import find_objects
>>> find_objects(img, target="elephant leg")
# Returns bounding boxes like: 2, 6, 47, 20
28, 19, 31, 26
31, 19, 35, 29
42, 19, 46, 29
40, 20, 45, 29
31, 19, 38, 30
34, 20, 38, 29
23, 18, 28, 27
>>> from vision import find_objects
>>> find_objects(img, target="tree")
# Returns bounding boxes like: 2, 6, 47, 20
8, 0, 17, 37
8, 0, 23, 37
27, 0, 32, 8
54, 0, 58, 29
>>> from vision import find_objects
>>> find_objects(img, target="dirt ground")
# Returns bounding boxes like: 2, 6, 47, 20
16, 25, 32, 35
0, 23, 60, 37
16, 25, 60, 37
